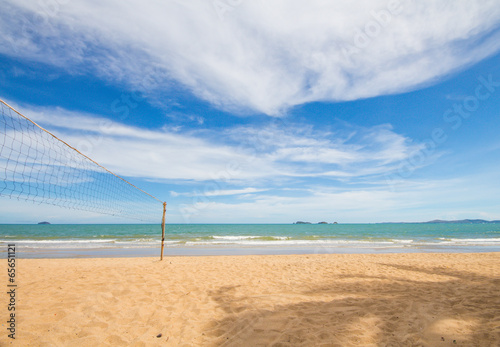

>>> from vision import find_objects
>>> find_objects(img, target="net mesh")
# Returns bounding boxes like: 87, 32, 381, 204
0, 99, 163, 222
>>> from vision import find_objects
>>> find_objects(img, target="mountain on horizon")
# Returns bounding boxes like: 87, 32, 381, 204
423, 219, 500, 224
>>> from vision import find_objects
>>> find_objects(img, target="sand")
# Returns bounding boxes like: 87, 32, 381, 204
1, 252, 499, 346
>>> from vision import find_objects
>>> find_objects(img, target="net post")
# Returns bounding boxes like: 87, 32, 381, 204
160, 202, 166, 260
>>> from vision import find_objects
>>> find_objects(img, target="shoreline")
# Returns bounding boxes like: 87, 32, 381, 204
2, 244, 499, 259
2, 252, 499, 345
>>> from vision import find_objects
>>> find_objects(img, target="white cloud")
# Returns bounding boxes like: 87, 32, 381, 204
3, 101, 500, 223
202, 187, 269, 197
0, 198, 148, 223
174, 177, 500, 223
5, 101, 426, 183
1, 0, 499, 115
172, 187, 268, 198
175, 184, 428, 223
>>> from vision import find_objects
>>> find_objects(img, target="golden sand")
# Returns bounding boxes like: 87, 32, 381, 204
1, 252, 499, 346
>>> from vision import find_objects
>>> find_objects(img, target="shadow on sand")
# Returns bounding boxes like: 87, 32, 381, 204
206, 263, 500, 346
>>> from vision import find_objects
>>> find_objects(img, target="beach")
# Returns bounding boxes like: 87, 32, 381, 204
2, 252, 499, 346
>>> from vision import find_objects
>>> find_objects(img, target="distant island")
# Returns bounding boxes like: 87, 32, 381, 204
294, 221, 338, 224
422, 219, 500, 224
293, 219, 500, 225
37, 221, 51, 225
382, 219, 500, 224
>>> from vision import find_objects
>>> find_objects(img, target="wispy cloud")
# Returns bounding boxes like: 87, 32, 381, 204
174, 177, 500, 223
8, 101, 428, 184
172, 187, 268, 198
2, 1, 500, 115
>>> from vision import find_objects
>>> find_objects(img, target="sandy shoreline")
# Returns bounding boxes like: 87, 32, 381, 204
8, 244, 500, 259
2, 252, 499, 346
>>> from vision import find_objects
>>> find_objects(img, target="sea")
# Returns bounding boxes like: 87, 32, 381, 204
1, 223, 499, 258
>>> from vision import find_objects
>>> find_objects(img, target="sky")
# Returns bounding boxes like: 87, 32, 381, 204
1, 0, 500, 224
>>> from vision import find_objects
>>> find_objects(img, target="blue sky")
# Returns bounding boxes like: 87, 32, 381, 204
1, 0, 500, 223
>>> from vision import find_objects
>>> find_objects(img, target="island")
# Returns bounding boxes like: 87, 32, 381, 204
423, 219, 500, 224
382, 219, 500, 224
294, 221, 339, 224
37, 221, 51, 225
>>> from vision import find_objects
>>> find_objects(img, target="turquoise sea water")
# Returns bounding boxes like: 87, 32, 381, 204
1, 223, 499, 258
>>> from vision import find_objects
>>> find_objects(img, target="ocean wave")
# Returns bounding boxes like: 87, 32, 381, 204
211, 235, 291, 241
184, 239, 395, 246
2, 235, 500, 250
438, 238, 500, 242
0, 238, 163, 249
393, 239, 414, 244
0, 239, 119, 244
436, 237, 500, 245
212, 235, 257, 240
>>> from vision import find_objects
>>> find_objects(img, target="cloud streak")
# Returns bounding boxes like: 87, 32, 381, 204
7, 101, 427, 184
174, 176, 500, 223
1, 0, 500, 115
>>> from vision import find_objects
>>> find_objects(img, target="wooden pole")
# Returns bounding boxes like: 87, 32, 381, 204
160, 202, 166, 260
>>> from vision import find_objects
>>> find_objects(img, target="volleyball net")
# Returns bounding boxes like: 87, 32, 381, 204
0, 99, 165, 223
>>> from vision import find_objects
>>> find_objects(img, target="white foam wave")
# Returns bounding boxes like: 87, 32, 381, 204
0, 239, 118, 244
2, 236, 499, 250
436, 238, 500, 245
185, 239, 395, 246
395, 239, 414, 244
0, 238, 163, 249
448, 238, 500, 242
212, 235, 258, 240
